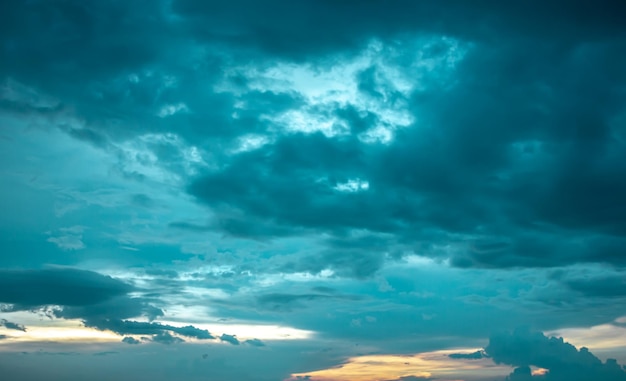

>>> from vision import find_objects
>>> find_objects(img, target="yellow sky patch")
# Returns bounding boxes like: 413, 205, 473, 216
290, 349, 509, 381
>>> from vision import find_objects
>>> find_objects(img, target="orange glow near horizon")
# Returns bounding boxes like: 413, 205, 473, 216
290, 349, 509, 381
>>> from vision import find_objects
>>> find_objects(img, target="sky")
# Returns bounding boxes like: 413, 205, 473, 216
1, 1, 626, 380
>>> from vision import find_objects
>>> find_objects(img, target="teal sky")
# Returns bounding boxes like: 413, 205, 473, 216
1, 1, 626, 380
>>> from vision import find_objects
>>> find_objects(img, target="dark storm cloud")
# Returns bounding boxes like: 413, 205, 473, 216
2, 0, 626, 274
172, 0, 626, 58
54, 295, 165, 323
486, 329, 626, 381
188, 132, 376, 232
0, 268, 131, 308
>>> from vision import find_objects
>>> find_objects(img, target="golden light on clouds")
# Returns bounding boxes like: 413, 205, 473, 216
531, 367, 549, 376
290, 349, 509, 381
0, 313, 121, 344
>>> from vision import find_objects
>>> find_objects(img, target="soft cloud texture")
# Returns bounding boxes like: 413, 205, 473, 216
486, 329, 626, 381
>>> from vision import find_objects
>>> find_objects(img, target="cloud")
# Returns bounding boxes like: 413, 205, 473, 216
220, 333, 240, 345
1, 2, 626, 380
448, 350, 487, 360
256, 292, 360, 312
82, 319, 214, 340
0, 268, 132, 308
0, 319, 26, 332
183, 27, 626, 271
172, 0, 626, 58
150, 332, 184, 345
54, 294, 165, 325
2, 0, 625, 275
46, 226, 86, 251
560, 273, 626, 298
486, 329, 626, 381
244, 339, 265, 347
0, 268, 183, 342
121, 336, 141, 345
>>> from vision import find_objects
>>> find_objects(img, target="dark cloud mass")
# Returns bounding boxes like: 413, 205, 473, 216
179, 0, 626, 269
121, 336, 140, 345
486, 329, 626, 381
0, 0, 624, 270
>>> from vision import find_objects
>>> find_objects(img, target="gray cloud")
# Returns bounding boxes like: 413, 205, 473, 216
2, 0, 625, 275
256, 292, 361, 312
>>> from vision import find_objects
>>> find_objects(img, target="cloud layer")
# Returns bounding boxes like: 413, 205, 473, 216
1, 1, 626, 380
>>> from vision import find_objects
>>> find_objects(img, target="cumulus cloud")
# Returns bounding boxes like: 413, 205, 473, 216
486, 329, 626, 381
